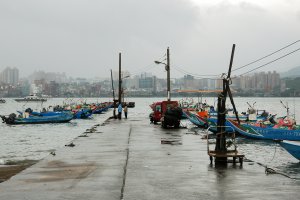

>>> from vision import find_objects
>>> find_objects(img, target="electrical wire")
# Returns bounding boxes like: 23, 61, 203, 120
129, 40, 300, 79
237, 47, 300, 77
232, 40, 300, 72
171, 65, 221, 80
129, 53, 166, 76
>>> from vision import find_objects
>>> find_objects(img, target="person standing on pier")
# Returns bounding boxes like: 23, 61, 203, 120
123, 104, 128, 119
118, 103, 122, 119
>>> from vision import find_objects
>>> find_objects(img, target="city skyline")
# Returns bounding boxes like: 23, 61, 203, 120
0, 64, 299, 81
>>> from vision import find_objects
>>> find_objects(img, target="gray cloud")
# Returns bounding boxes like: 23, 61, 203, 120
0, 0, 299, 79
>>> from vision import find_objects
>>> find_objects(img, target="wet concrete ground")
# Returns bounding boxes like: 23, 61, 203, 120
0, 114, 300, 200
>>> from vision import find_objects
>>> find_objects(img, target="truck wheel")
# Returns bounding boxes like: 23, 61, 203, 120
162, 121, 167, 128
174, 121, 180, 128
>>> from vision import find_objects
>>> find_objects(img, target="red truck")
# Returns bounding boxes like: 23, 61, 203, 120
149, 101, 182, 128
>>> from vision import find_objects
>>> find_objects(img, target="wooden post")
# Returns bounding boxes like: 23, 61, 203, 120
215, 44, 236, 163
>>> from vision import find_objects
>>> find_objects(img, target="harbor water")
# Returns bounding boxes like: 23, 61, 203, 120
0, 97, 300, 179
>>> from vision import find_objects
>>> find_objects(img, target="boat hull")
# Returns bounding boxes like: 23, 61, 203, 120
183, 111, 208, 128
228, 120, 300, 141
15, 99, 47, 102
207, 118, 235, 133
2, 112, 73, 124
280, 141, 300, 160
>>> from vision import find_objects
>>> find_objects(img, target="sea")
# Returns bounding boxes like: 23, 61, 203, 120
0, 97, 300, 179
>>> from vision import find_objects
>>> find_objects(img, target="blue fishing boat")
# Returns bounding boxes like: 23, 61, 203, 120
1, 111, 73, 124
280, 140, 300, 160
73, 109, 92, 119
92, 104, 113, 114
207, 118, 235, 133
227, 119, 300, 141
182, 111, 208, 128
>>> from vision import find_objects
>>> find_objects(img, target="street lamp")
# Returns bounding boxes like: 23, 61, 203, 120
154, 61, 169, 71
154, 60, 170, 101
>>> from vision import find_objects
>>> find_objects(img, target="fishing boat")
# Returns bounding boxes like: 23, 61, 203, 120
227, 119, 300, 141
14, 94, 47, 102
0, 111, 73, 124
92, 103, 113, 114
182, 111, 208, 128
280, 140, 300, 160
73, 109, 92, 119
207, 117, 235, 133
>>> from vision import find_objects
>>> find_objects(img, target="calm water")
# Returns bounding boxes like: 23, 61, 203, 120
0, 97, 300, 178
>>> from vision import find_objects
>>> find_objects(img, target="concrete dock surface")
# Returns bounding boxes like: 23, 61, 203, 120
1, 114, 300, 200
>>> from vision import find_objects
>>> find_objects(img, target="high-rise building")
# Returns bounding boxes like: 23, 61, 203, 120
0, 67, 19, 85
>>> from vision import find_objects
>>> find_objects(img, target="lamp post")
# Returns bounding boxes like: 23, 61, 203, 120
118, 53, 122, 105
155, 47, 171, 101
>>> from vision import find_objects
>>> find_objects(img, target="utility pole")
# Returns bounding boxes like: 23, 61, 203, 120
118, 52, 122, 105
167, 47, 171, 101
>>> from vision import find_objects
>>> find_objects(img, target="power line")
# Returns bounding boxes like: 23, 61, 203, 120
238, 47, 300, 76
232, 40, 300, 72
172, 65, 220, 80
129, 53, 166, 76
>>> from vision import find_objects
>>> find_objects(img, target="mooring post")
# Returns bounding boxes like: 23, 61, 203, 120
215, 44, 236, 163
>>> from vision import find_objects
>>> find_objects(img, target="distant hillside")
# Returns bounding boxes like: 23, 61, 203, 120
281, 66, 300, 78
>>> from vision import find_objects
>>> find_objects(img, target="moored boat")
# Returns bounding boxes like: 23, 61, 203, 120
228, 119, 300, 141
1, 111, 73, 124
15, 94, 47, 102
92, 103, 113, 114
183, 111, 208, 128
73, 109, 92, 119
280, 140, 300, 160
207, 117, 235, 133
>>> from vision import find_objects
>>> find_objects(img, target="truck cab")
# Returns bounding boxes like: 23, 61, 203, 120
150, 101, 181, 128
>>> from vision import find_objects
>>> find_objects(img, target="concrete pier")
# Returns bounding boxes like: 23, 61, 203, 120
0, 114, 300, 199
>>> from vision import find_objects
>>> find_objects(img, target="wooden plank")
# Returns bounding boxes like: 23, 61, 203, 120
208, 150, 244, 158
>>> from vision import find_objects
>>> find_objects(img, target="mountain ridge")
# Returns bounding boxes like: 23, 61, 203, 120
281, 66, 300, 78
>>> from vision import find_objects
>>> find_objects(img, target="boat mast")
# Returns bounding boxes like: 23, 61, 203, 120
111, 69, 117, 118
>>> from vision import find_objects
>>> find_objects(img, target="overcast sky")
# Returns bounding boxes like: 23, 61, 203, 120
1, 0, 300, 79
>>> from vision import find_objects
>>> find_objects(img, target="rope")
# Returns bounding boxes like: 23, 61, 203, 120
244, 149, 300, 180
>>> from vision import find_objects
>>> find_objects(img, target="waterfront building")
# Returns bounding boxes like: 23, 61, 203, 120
0, 67, 19, 85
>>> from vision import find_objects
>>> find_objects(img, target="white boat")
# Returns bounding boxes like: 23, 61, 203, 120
14, 94, 47, 102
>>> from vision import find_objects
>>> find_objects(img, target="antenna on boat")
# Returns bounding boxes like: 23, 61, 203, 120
111, 69, 117, 118
246, 102, 256, 110
293, 92, 296, 120
280, 100, 290, 117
